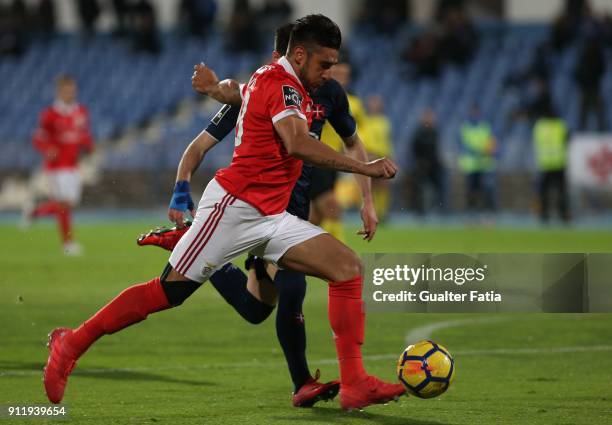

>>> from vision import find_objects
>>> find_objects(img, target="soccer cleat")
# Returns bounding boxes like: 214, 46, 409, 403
339, 375, 406, 411
20, 198, 34, 229
136, 221, 192, 251
43, 328, 77, 404
292, 369, 340, 408
63, 242, 82, 256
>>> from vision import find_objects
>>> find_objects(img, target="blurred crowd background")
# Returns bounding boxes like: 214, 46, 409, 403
1, 0, 612, 224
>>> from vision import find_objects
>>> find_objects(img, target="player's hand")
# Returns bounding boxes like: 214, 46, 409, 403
192, 63, 219, 95
168, 181, 195, 228
357, 201, 378, 242
364, 158, 398, 179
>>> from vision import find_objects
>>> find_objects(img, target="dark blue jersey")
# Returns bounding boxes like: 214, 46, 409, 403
204, 78, 356, 220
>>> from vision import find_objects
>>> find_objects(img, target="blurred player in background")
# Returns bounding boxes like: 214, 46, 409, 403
25, 75, 94, 255
138, 22, 384, 407
311, 57, 367, 242
361, 94, 394, 221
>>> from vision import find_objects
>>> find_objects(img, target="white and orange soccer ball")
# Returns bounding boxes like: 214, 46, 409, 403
397, 340, 455, 398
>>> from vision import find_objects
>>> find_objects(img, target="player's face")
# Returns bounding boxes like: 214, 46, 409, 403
301, 47, 338, 91
57, 82, 77, 104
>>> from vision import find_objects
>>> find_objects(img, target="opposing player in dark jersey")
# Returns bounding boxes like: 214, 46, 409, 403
138, 23, 383, 408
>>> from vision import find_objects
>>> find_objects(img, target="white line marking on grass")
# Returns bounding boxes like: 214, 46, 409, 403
404, 317, 509, 345
4, 345, 612, 377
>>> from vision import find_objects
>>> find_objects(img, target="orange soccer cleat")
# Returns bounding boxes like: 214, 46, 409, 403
339, 375, 406, 411
136, 221, 192, 251
292, 369, 340, 407
43, 328, 77, 404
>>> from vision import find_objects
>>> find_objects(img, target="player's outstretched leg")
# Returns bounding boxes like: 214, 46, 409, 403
44, 268, 199, 404
279, 234, 405, 411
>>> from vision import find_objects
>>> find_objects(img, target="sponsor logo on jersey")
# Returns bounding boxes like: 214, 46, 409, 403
283, 85, 302, 108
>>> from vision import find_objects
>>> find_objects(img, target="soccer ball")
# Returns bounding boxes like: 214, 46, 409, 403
397, 340, 454, 398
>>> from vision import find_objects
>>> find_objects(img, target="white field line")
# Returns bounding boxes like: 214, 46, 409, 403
3, 345, 612, 377
404, 317, 510, 345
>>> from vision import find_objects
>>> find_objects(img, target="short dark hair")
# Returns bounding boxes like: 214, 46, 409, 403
274, 23, 294, 55
288, 14, 341, 53
56, 74, 75, 87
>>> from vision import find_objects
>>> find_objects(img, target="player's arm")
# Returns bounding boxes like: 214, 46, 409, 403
274, 115, 397, 179
32, 110, 57, 160
342, 132, 378, 241
169, 104, 238, 226
328, 84, 378, 240
191, 63, 242, 106
80, 108, 95, 154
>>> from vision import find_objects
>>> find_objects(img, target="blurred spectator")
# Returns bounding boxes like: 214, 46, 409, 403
401, 0, 477, 79
112, 0, 130, 37
357, 0, 406, 35
508, 77, 554, 130
436, 2, 479, 65
410, 108, 445, 215
34, 0, 56, 39
180, 0, 217, 39
505, 43, 552, 92
575, 37, 607, 131
550, 0, 590, 50
258, 0, 292, 43
532, 103, 570, 223
0, 0, 27, 57
361, 95, 394, 221
402, 30, 442, 78
76, 0, 101, 38
131, 0, 161, 54
458, 104, 498, 213
226, 0, 260, 53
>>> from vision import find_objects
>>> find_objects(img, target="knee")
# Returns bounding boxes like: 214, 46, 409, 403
160, 263, 202, 307
330, 250, 362, 282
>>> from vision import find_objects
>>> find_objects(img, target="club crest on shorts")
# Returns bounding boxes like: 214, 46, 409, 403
283, 85, 302, 108
201, 263, 216, 280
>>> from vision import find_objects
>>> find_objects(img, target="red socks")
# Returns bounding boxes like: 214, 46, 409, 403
32, 201, 72, 243
57, 207, 71, 244
66, 278, 171, 358
328, 276, 367, 385
32, 200, 62, 218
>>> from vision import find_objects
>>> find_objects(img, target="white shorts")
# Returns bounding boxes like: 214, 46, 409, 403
45, 169, 82, 205
169, 179, 325, 283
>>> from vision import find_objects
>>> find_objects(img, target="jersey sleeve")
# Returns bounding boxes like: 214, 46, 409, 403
32, 109, 53, 153
79, 107, 94, 152
205, 104, 239, 142
327, 83, 357, 139
264, 75, 307, 124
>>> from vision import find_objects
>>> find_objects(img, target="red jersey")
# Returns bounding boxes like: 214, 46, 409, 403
215, 57, 313, 215
32, 101, 94, 170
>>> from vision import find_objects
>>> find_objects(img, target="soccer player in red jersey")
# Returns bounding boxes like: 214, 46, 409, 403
27, 75, 94, 255
44, 15, 401, 410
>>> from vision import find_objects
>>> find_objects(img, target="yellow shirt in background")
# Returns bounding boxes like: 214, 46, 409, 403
361, 114, 393, 158
320, 94, 366, 151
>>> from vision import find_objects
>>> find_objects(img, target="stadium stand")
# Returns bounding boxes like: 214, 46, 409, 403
1, 24, 611, 204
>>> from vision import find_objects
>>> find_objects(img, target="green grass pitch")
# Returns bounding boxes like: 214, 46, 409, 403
1, 221, 611, 424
